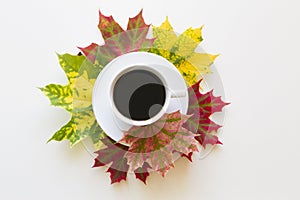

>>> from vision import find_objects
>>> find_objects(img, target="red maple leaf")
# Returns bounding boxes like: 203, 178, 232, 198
177, 144, 198, 162
93, 137, 129, 184
120, 111, 198, 177
93, 137, 152, 184
183, 80, 229, 147
134, 163, 151, 185
79, 9, 154, 66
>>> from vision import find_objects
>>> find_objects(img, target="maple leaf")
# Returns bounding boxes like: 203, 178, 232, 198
42, 11, 155, 149
183, 80, 229, 147
41, 10, 228, 184
40, 53, 84, 112
149, 17, 218, 86
120, 111, 198, 177
79, 9, 154, 66
40, 53, 104, 148
46, 118, 79, 145
93, 137, 129, 184
93, 137, 152, 184
134, 163, 151, 184
40, 84, 73, 112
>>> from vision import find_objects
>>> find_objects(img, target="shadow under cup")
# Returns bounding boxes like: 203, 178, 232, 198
112, 67, 166, 122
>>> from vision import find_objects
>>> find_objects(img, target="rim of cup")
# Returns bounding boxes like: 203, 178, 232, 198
109, 65, 171, 127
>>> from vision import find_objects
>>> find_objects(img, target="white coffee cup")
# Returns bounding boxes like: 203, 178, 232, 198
110, 64, 186, 127
92, 52, 189, 141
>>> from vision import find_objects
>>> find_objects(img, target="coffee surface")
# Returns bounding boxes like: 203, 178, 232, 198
113, 69, 166, 121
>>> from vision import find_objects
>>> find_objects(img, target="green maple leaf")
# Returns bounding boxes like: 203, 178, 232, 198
40, 53, 105, 148
46, 118, 79, 144
40, 53, 84, 112
149, 17, 218, 86
40, 84, 73, 112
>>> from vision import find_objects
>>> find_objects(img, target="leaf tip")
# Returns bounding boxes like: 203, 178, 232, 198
212, 54, 220, 60
37, 86, 44, 91
138, 8, 143, 15
164, 16, 170, 24
98, 9, 103, 17
46, 137, 53, 144
181, 152, 194, 162
159, 16, 173, 30
69, 141, 78, 148
55, 52, 62, 58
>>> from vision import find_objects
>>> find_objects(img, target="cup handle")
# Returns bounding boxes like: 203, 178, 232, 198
170, 90, 186, 98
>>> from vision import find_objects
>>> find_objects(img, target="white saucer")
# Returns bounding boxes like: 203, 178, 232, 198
92, 52, 189, 142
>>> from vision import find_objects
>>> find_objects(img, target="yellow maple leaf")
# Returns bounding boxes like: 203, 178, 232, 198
150, 17, 218, 85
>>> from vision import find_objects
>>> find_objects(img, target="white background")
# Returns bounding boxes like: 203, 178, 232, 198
1, 0, 300, 199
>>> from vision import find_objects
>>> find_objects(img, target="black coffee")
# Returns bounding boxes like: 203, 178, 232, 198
113, 69, 166, 121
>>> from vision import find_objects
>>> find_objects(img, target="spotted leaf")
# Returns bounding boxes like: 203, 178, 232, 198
47, 118, 79, 146
41, 53, 104, 147
40, 54, 85, 112
40, 84, 72, 112
150, 18, 218, 85
57, 53, 85, 83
